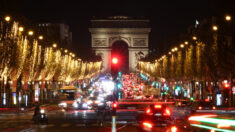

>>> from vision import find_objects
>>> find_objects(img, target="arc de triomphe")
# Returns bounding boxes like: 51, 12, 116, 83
89, 16, 151, 72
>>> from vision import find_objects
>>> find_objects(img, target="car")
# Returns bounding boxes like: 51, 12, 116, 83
176, 100, 192, 107
139, 104, 172, 131
192, 99, 216, 111
144, 95, 153, 100
139, 104, 192, 132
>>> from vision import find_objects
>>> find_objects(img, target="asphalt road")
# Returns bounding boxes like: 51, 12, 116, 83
1, 104, 235, 132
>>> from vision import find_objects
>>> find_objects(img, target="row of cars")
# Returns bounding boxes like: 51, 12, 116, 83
175, 99, 217, 111
58, 95, 114, 110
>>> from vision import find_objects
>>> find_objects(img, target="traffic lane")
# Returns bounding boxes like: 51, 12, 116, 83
0, 108, 191, 132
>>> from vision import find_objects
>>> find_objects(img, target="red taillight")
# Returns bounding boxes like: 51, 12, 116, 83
171, 126, 178, 132
178, 102, 182, 106
143, 122, 153, 129
163, 108, 171, 116
112, 103, 118, 108
145, 108, 153, 115
198, 106, 202, 110
154, 104, 162, 109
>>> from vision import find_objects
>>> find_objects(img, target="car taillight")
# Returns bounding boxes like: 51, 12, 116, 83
163, 108, 171, 116
198, 106, 202, 110
171, 126, 177, 132
212, 106, 216, 110
112, 103, 118, 108
178, 102, 182, 106
154, 104, 162, 109
142, 122, 153, 129
145, 108, 153, 115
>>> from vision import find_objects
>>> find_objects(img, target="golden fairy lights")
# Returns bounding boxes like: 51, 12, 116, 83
5, 16, 10, 22
0, 15, 102, 85
225, 15, 231, 21
28, 30, 34, 36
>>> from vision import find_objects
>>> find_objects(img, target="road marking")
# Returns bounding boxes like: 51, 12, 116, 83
76, 124, 84, 127
19, 128, 36, 132
39, 125, 48, 128
47, 124, 55, 127
116, 124, 127, 131
61, 124, 71, 127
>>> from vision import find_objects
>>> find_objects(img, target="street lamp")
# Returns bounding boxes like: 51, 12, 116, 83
19, 26, 24, 32
5, 16, 10, 22
192, 36, 197, 40
52, 43, 57, 48
184, 41, 189, 45
225, 15, 231, 21
28, 30, 34, 36
171, 48, 175, 52
174, 47, 178, 51
180, 44, 184, 48
212, 25, 218, 31
38, 35, 43, 40
168, 52, 171, 55
64, 49, 68, 53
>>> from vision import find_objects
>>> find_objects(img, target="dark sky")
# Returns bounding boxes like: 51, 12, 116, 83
1, 0, 234, 56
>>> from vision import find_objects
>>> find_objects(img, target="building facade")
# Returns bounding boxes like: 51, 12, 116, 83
37, 23, 72, 49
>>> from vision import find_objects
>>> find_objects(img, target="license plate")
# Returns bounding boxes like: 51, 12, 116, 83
128, 107, 136, 109
155, 113, 162, 116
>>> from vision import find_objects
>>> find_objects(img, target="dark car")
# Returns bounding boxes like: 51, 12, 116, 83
176, 100, 192, 107
139, 103, 192, 131
139, 104, 172, 131
193, 99, 216, 111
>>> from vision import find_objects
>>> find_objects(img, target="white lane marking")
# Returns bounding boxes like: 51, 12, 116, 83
61, 124, 71, 127
39, 125, 48, 128
116, 124, 127, 131
47, 124, 55, 127
19, 128, 36, 132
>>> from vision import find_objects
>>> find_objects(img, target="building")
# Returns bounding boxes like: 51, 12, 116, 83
37, 23, 72, 49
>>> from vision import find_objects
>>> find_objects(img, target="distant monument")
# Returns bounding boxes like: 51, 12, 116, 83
89, 16, 151, 72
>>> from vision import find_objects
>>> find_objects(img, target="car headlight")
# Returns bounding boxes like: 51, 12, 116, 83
76, 98, 81, 103
59, 102, 67, 107
82, 103, 88, 108
73, 102, 78, 108
87, 100, 92, 105
95, 100, 101, 104
40, 109, 45, 114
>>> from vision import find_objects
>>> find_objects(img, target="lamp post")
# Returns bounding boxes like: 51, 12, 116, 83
28, 30, 34, 36
4, 16, 10, 22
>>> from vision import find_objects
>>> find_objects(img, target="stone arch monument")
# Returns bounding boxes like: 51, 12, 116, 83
89, 16, 151, 72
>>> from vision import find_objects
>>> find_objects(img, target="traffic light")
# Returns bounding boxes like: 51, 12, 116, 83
112, 102, 118, 115
117, 82, 122, 89
118, 72, 122, 76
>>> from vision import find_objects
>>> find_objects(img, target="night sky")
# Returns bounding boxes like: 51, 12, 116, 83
1, 0, 234, 57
